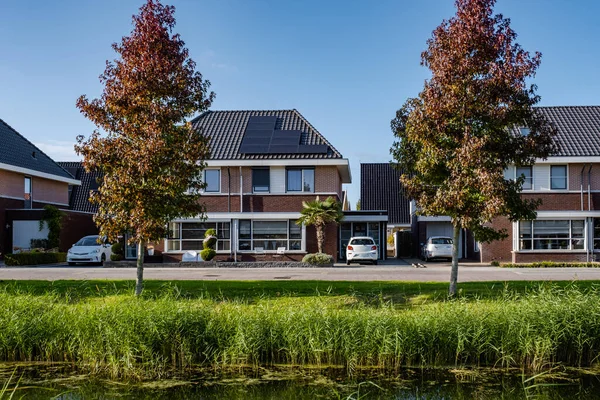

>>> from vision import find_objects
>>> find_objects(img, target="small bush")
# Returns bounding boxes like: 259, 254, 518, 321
490, 260, 500, 267
110, 254, 123, 261
111, 242, 124, 256
205, 228, 217, 237
203, 236, 217, 248
4, 252, 67, 266
302, 253, 334, 265
200, 248, 216, 261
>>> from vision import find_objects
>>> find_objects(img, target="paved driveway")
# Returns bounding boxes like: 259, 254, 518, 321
2, 260, 600, 282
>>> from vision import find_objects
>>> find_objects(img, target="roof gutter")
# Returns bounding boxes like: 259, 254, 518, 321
0, 163, 81, 185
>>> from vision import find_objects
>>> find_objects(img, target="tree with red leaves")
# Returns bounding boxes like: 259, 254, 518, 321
391, 0, 557, 296
76, 0, 214, 295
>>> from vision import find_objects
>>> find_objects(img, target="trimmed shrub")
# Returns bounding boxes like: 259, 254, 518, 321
302, 253, 334, 265
201, 228, 217, 261
4, 252, 67, 266
200, 248, 216, 261
501, 262, 600, 268
110, 254, 123, 262
111, 242, 124, 256
205, 228, 217, 237
490, 260, 500, 267
203, 236, 217, 248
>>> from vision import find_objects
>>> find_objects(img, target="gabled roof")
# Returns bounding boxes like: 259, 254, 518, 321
537, 106, 600, 157
0, 118, 75, 181
361, 163, 410, 225
57, 161, 101, 214
191, 109, 343, 160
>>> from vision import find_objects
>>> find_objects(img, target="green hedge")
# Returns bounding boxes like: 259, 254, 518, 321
4, 252, 67, 266
500, 261, 600, 268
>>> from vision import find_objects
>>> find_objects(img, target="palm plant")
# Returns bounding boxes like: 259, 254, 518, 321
296, 196, 344, 254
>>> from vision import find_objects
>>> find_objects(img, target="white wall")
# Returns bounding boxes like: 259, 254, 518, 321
271, 166, 286, 193
12, 220, 49, 250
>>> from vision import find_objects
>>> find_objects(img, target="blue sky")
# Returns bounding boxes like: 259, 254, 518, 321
1, 0, 599, 205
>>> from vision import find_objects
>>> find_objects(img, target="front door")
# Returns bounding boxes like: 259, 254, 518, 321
124, 234, 138, 259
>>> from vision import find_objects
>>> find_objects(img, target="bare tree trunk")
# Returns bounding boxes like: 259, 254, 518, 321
135, 239, 146, 296
449, 223, 460, 297
316, 224, 324, 254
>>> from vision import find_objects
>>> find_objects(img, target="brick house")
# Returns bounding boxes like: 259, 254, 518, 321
481, 106, 600, 263
0, 118, 81, 255
145, 110, 351, 262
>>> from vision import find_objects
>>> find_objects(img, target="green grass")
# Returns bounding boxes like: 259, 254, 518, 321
1, 280, 600, 379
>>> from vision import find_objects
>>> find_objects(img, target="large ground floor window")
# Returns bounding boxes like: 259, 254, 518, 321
238, 220, 301, 251
518, 219, 584, 251
167, 222, 231, 252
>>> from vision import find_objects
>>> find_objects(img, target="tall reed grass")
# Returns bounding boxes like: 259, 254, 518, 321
0, 286, 599, 378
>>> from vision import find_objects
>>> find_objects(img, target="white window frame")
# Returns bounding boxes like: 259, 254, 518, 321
550, 165, 568, 190
252, 167, 270, 193
516, 219, 585, 252
237, 219, 304, 253
515, 166, 533, 191
286, 167, 315, 193
204, 169, 221, 193
165, 221, 231, 253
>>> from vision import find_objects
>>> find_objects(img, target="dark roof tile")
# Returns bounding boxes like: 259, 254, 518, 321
537, 106, 600, 157
0, 118, 74, 180
361, 163, 410, 225
192, 109, 343, 160
57, 161, 101, 214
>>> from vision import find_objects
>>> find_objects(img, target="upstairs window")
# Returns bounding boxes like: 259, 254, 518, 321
516, 166, 533, 190
252, 168, 270, 193
550, 165, 567, 190
286, 168, 314, 192
204, 169, 220, 193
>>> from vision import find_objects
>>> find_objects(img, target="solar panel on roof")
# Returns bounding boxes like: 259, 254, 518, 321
239, 144, 270, 154
268, 145, 299, 154
298, 145, 328, 154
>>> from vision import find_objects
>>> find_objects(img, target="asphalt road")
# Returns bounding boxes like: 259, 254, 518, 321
2, 261, 600, 282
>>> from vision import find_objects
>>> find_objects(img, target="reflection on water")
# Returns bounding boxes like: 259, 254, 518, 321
1, 363, 600, 399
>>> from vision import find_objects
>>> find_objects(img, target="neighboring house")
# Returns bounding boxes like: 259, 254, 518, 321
0, 118, 80, 255
482, 106, 600, 263
147, 110, 352, 262
56, 161, 101, 248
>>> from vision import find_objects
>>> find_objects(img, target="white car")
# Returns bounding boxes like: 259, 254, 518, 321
421, 236, 453, 261
346, 236, 378, 265
67, 235, 112, 266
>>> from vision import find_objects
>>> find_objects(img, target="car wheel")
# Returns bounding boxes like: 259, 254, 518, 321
346, 260, 350, 266
68, 262, 75, 266
99, 254, 106, 266
373, 260, 378, 265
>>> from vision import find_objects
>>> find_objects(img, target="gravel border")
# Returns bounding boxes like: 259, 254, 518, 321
104, 261, 332, 268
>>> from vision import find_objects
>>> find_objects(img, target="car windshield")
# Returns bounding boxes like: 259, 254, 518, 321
350, 238, 375, 246
74, 237, 100, 246
431, 238, 452, 245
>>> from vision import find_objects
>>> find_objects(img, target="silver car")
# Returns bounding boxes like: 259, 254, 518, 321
346, 236, 378, 265
421, 236, 453, 261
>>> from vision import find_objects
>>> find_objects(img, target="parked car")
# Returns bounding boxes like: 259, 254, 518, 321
421, 236, 453, 261
346, 236, 378, 265
67, 235, 112, 266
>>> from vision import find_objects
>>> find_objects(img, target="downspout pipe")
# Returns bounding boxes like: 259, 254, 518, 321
227, 167, 231, 213
588, 164, 593, 211
581, 165, 586, 211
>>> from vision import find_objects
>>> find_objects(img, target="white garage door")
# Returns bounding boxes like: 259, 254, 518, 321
426, 222, 463, 258
12, 220, 50, 250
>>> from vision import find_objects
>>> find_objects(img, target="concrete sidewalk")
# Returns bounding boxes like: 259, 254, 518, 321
2, 264, 600, 282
